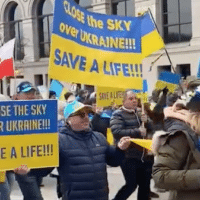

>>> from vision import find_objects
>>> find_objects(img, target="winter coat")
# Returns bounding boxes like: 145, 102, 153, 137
91, 113, 110, 137
152, 118, 200, 200
164, 102, 200, 134
110, 107, 153, 159
58, 125, 125, 200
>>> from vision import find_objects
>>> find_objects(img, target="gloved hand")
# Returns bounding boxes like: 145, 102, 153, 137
162, 87, 169, 95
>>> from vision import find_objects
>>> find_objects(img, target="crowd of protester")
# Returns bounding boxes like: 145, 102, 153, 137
1, 77, 200, 200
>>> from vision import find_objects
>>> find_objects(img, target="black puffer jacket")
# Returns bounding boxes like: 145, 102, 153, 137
91, 113, 110, 137
110, 107, 153, 159
58, 125, 125, 200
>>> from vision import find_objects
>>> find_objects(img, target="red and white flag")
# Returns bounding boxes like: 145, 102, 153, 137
0, 39, 15, 79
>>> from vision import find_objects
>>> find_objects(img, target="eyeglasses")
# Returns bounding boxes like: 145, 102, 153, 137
71, 111, 88, 118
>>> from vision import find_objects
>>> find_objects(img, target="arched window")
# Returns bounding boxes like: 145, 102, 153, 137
4, 2, 24, 60
37, 0, 53, 58
112, 0, 134, 16
163, 0, 192, 43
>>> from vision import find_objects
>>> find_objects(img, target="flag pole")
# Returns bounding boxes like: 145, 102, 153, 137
13, 39, 17, 96
147, 8, 176, 74
148, 8, 184, 94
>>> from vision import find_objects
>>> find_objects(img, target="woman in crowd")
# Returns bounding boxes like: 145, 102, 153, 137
152, 82, 200, 200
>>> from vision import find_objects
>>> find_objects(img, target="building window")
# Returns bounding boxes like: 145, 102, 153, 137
163, 0, 192, 43
37, 0, 53, 58
45, 74, 48, 86
74, 0, 80, 4
78, 0, 93, 10
176, 64, 190, 79
4, 2, 24, 60
35, 74, 43, 86
157, 65, 171, 78
112, 0, 134, 16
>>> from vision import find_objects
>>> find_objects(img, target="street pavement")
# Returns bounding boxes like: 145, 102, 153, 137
10, 167, 169, 200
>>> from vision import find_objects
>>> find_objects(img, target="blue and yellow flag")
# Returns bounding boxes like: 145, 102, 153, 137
155, 71, 181, 93
49, 0, 164, 89
49, 80, 68, 101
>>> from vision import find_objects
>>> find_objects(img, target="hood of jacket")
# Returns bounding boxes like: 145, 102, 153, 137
152, 118, 198, 155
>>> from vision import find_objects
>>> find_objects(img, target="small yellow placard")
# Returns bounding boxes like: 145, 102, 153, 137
97, 87, 148, 107
0, 133, 59, 171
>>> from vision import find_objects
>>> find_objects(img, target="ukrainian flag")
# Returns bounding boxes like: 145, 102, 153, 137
49, 80, 68, 101
155, 71, 181, 93
141, 13, 165, 58
132, 79, 148, 103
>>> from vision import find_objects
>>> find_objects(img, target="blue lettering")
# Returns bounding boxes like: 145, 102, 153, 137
54, 49, 61, 65
110, 63, 115, 75
61, 52, 69, 67
68, 53, 80, 69
90, 59, 99, 73
79, 56, 86, 71
122, 64, 130, 77
114, 63, 121, 75
140, 64, 143, 77
103, 61, 110, 75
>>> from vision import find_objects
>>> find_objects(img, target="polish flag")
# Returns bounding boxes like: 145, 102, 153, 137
0, 39, 15, 79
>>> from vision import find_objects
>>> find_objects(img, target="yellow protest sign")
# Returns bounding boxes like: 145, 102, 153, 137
49, 0, 164, 89
0, 133, 58, 171
131, 139, 152, 150
97, 87, 148, 107
0, 100, 59, 171
97, 87, 125, 107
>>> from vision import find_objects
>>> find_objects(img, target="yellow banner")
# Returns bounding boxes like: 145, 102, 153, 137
49, 0, 164, 89
0, 133, 59, 171
49, 35, 143, 89
97, 87, 148, 107
131, 139, 152, 150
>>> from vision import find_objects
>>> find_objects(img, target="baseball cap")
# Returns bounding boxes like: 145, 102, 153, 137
64, 100, 93, 119
16, 81, 36, 94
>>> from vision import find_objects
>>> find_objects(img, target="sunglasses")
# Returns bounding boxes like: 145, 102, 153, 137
71, 111, 88, 118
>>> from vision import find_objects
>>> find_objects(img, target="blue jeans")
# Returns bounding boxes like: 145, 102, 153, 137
15, 174, 43, 200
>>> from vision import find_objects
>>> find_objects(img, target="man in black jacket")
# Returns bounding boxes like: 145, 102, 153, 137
27, 100, 130, 200
110, 90, 154, 200
23, 99, 130, 200
56, 100, 131, 200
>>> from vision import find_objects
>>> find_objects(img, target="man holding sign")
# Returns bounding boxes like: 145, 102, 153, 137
24, 99, 131, 200
110, 90, 154, 200
56, 100, 131, 200
12, 81, 58, 200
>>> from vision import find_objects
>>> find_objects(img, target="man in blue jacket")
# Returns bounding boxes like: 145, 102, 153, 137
57, 100, 131, 200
